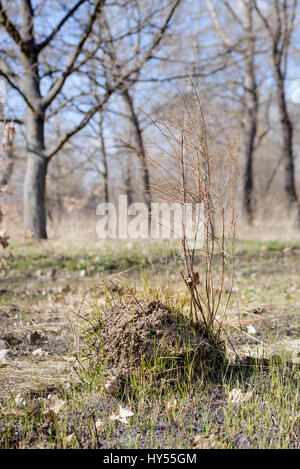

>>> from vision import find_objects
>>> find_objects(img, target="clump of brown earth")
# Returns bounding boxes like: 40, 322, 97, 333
88, 300, 224, 378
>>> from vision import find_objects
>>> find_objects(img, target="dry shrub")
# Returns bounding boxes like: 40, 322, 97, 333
82, 85, 237, 383
144, 82, 238, 341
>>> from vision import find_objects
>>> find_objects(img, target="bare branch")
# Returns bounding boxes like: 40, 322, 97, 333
138, 0, 182, 66
223, 0, 244, 28
42, 0, 105, 109
48, 0, 182, 158
205, 0, 235, 47
253, 0, 275, 39
36, 0, 87, 52
46, 89, 112, 160
0, 116, 24, 124
0, 60, 34, 110
0, 1, 23, 47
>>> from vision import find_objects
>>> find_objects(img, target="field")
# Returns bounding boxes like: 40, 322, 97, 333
0, 239, 299, 449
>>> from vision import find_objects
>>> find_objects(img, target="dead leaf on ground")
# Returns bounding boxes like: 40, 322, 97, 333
228, 388, 253, 404
193, 434, 225, 449
246, 324, 257, 335
166, 399, 178, 413
109, 406, 134, 424
66, 433, 75, 443
32, 348, 48, 358
246, 304, 272, 315
42, 394, 65, 418
94, 419, 103, 430
15, 393, 26, 408
0, 228, 9, 248
2, 410, 25, 418
104, 376, 119, 395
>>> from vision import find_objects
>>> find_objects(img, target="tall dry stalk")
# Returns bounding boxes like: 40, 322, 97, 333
144, 83, 238, 342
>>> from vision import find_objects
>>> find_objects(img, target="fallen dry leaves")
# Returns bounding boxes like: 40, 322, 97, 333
65, 433, 75, 444
0, 228, 9, 249
193, 434, 225, 449
42, 394, 65, 419
228, 388, 253, 404
109, 406, 134, 424
104, 376, 119, 395
32, 348, 49, 358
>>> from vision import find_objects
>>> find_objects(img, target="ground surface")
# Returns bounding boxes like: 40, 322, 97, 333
0, 239, 299, 449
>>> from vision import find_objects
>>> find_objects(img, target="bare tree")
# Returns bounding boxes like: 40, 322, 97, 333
0, 0, 181, 238
0, 0, 105, 238
254, 0, 299, 222
206, 0, 259, 223
88, 0, 183, 212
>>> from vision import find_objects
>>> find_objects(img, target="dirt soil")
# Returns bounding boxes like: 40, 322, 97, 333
88, 300, 220, 378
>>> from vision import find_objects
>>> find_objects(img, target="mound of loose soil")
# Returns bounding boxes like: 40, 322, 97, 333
89, 300, 223, 378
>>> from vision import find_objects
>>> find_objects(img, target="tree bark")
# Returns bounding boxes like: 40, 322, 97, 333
254, 0, 300, 224
20, 1, 48, 238
99, 111, 109, 204
242, 57, 258, 224
23, 109, 48, 239
242, 1, 258, 224
125, 156, 133, 206
274, 64, 299, 211
0, 125, 16, 187
123, 89, 151, 211
206, 0, 258, 224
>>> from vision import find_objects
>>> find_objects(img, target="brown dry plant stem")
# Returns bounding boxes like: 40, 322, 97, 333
144, 82, 238, 346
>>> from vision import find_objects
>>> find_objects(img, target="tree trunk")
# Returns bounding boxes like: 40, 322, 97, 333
0, 125, 16, 187
242, 61, 258, 224
275, 68, 299, 209
23, 110, 48, 239
272, 55, 300, 224
99, 111, 109, 204
125, 155, 133, 206
123, 89, 151, 211
20, 2, 49, 238
242, 1, 258, 224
